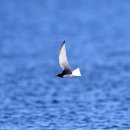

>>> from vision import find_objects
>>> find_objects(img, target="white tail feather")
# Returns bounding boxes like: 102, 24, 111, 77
72, 68, 81, 76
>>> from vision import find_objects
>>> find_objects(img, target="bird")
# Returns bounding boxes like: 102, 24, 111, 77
57, 40, 81, 78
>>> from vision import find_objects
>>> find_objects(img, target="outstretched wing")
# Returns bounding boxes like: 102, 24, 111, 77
59, 41, 71, 71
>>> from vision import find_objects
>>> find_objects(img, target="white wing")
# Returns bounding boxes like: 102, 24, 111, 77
59, 41, 71, 70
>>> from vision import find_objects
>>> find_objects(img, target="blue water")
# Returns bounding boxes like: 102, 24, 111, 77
0, 0, 130, 130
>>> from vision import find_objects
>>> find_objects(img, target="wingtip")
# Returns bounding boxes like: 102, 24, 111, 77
63, 40, 65, 44
61, 40, 65, 47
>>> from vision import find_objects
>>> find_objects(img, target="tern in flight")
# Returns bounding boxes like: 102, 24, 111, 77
57, 40, 81, 78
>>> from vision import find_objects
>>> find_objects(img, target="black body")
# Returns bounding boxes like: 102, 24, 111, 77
57, 69, 72, 78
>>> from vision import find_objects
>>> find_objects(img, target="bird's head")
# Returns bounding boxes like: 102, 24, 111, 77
56, 73, 63, 78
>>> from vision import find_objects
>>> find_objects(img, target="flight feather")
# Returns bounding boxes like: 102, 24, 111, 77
59, 41, 71, 71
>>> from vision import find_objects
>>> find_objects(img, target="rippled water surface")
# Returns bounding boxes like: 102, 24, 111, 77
0, 0, 130, 130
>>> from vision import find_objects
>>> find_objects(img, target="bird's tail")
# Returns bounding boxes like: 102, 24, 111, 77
72, 68, 81, 77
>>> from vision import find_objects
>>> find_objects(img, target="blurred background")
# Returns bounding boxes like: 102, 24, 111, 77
0, 0, 130, 129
